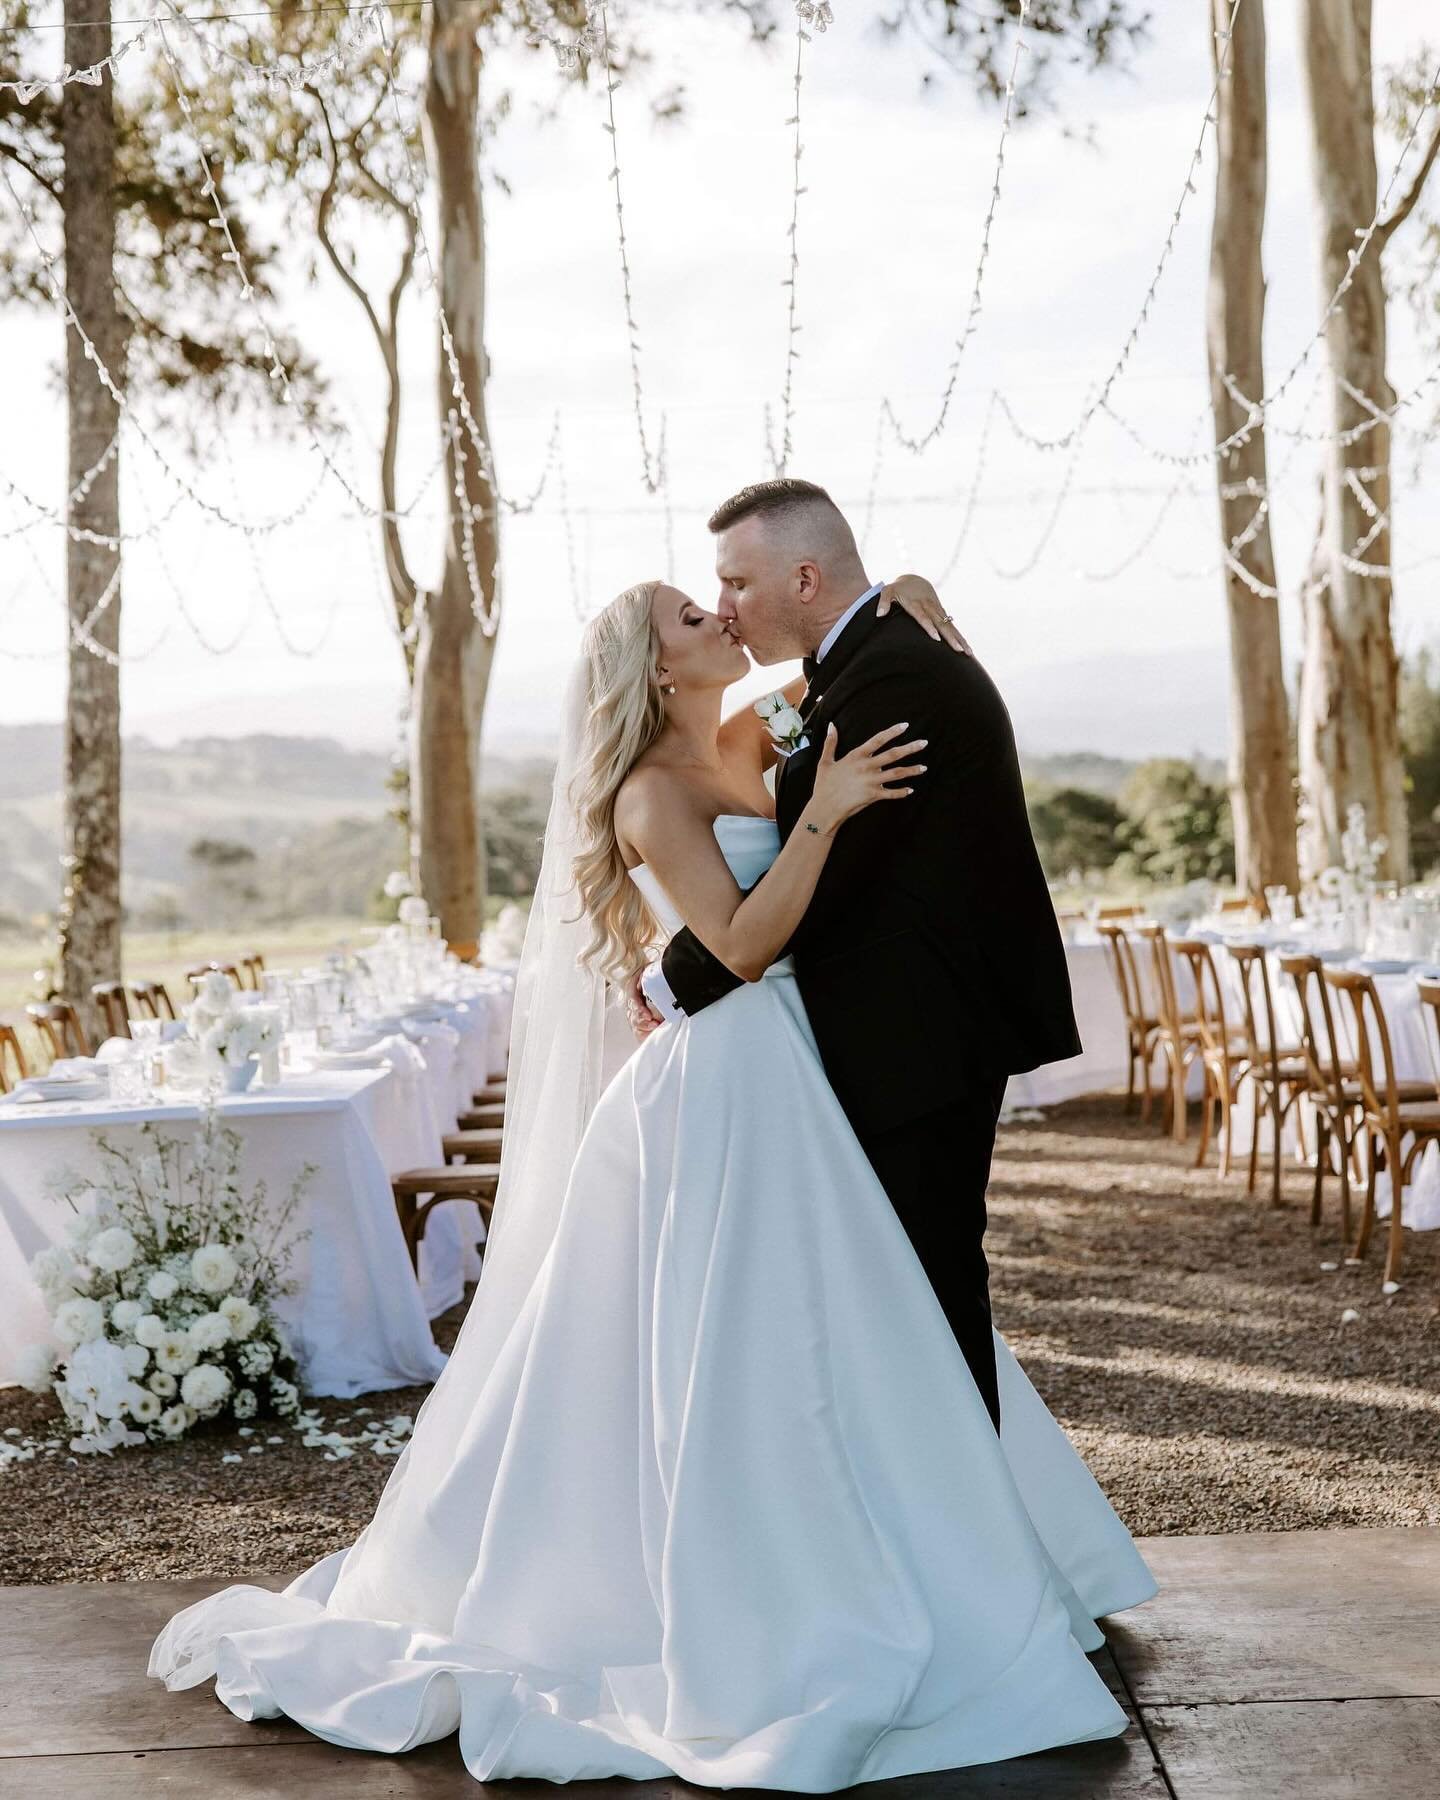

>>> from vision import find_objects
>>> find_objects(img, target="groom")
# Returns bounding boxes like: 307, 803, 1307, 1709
637, 478, 1080, 1431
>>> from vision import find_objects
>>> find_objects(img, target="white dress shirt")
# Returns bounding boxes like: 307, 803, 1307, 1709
640, 580, 885, 1024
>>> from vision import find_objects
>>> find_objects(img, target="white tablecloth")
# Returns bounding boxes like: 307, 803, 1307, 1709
1004, 941, 1129, 1111
0, 1069, 451, 1399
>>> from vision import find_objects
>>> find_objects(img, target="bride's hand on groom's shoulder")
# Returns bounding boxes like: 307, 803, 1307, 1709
877, 575, 972, 655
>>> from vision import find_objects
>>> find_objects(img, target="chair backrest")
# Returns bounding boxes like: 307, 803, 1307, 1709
1097, 903, 1144, 922
25, 1000, 91, 1063
90, 981, 131, 1041
1170, 939, 1230, 1061
186, 962, 242, 992
1279, 954, 1341, 1108
240, 953, 266, 990
1098, 922, 1143, 1028
1415, 981, 1440, 1094
0, 1023, 28, 1094
1323, 967, 1399, 1122
129, 979, 178, 1022
1136, 923, 1185, 1037
1226, 943, 1281, 1071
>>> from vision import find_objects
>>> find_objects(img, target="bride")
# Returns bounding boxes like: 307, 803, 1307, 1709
151, 577, 1156, 1793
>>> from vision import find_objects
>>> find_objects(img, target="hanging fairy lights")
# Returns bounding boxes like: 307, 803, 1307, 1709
880, 0, 1027, 457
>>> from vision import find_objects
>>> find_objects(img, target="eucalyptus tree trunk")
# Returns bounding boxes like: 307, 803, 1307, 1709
58, 0, 126, 1043
1296, 0, 1406, 879
1206, 0, 1298, 898
413, 0, 500, 961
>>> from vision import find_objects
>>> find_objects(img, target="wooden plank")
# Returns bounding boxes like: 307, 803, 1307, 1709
0, 1576, 308, 1758
0, 1721, 1171, 1800
1146, 1696, 1440, 1799
1117, 1527, 1440, 1704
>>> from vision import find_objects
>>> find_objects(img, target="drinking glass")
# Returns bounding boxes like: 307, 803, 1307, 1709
109, 1052, 151, 1106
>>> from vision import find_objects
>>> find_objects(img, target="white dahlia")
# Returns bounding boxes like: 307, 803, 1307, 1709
88, 1226, 138, 1273
53, 1296, 105, 1348
190, 1243, 239, 1296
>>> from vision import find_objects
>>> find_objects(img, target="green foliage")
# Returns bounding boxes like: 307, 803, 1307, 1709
1115, 759, 1234, 886
1026, 783, 1123, 878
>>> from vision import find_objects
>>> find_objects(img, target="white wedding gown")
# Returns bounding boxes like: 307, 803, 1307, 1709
151, 816, 1156, 1792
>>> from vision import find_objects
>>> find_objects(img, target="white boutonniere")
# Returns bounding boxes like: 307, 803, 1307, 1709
755, 691, 807, 756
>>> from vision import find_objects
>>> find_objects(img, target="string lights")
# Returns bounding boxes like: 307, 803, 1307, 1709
881, 0, 1027, 456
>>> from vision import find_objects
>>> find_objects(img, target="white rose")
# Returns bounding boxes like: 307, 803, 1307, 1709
156, 1404, 192, 1440
88, 1226, 138, 1273
134, 1313, 165, 1348
148, 1370, 177, 1398
146, 1270, 180, 1302
754, 691, 788, 720
218, 1296, 259, 1341
190, 1243, 239, 1296
233, 1387, 258, 1420
128, 1388, 162, 1425
186, 1311, 231, 1354
53, 1296, 106, 1348
109, 1298, 143, 1333
16, 1343, 56, 1394
383, 869, 413, 899
122, 1342, 150, 1378
153, 1332, 198, 1376
180, 1363, 232, 1414
398, 895, 430, 926
768, 703, 805, 742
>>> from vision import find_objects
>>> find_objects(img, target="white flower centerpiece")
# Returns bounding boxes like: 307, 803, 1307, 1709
18, 1107, 312, 1453
184, 970, 281, 1093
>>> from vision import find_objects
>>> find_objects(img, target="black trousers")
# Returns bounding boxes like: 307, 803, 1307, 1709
855, 1073, 1009, 1434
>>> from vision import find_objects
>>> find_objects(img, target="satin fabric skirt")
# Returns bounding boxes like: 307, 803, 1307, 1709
151, 969, 1155, 1792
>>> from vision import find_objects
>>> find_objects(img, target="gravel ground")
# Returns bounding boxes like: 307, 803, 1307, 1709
2, 1094, 1437, 1585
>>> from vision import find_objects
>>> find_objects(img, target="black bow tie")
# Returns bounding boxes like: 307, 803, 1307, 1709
801, 654, 820, 686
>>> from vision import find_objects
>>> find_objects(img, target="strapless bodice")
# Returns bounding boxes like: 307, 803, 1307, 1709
629, 814, 780, 939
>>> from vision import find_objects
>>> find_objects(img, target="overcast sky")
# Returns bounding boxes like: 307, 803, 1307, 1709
1, 1, 1437, 760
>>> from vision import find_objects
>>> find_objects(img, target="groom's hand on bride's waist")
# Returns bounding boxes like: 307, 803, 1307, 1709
626, 966, 667, 1039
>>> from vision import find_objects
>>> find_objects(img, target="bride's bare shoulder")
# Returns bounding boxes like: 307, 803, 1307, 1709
614, 759, 703, 859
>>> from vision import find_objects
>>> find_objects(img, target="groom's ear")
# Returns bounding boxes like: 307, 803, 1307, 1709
795, 561, 822, 605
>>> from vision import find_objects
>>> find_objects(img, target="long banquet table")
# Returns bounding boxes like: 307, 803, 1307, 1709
0, 976, 514, 1397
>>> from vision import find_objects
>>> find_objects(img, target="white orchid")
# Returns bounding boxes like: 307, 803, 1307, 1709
121, 1343, 150, 1378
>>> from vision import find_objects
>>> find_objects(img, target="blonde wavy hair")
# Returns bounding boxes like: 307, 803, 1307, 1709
572, 579, 669, 983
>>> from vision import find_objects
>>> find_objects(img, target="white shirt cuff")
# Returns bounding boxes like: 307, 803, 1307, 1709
641, 960, 685, 1024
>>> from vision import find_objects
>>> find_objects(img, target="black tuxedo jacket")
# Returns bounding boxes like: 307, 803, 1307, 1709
658, 603, 1082, 1135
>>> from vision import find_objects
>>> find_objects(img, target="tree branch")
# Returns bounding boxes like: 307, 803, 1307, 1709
1377, 114, 1440, 251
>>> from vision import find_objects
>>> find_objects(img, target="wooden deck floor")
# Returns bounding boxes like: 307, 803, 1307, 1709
2, 1526, 1436, 1797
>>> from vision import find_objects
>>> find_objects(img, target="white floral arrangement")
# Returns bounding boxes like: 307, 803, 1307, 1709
383, 869, 414, 900
1340, 802, 1388, 885
398, 895, 431, 927
755, 690, 807, 756
182, 971, 280, 1073
17, 1108, 312, 1454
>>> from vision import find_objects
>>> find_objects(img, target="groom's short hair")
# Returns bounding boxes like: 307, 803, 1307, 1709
707, 478, 838, 536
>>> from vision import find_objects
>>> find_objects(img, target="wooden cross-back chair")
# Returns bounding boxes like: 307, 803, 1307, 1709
1280, 954, 1362, 1244
391, 1168, 499, 1274
1323, 966, 1440, 1287
0, 1023, 28, 1094
1169, 939, 1248, 1175
1098, 922, 1160, 1120
129, 979, 178, 1022
90, 981, 131, 1042
1134, 924, 1204, 1140
240, 953, 266, 990
25, 1000, 91, 1064
1225, 944, 1311, 1208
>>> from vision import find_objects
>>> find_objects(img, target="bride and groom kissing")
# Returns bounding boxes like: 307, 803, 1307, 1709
151, 479, 1157, 1792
